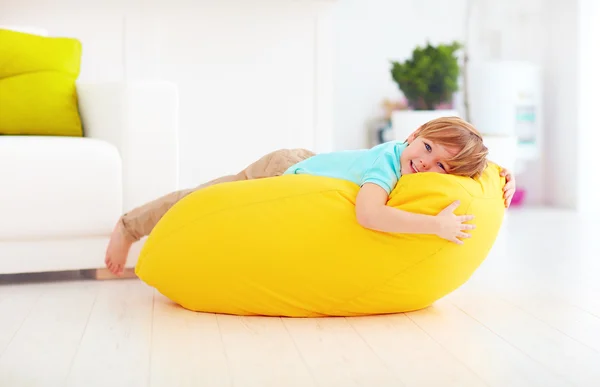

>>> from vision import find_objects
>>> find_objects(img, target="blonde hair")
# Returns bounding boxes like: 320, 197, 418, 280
414, 116, 488, 178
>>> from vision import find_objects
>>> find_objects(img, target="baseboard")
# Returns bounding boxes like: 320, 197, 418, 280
80, 268, 137, 280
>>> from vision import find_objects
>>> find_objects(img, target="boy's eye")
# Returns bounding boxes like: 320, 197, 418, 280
437, 162, 446, 171
424, 143, 431, 152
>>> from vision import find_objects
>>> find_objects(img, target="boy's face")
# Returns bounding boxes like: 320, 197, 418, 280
400, 131, 458, 175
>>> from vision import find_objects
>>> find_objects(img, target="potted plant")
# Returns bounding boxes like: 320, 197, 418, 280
389, 41, 463, 140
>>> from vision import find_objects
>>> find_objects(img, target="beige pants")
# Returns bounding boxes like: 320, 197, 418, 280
119, 148, 315, 241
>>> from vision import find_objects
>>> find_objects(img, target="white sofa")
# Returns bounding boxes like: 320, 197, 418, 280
0, 81, 179, 275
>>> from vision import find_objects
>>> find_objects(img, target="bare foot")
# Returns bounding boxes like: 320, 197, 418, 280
105, 221, 134, 276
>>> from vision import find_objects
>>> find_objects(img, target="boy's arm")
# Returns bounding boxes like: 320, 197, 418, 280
355, 183, 475, 244
355, 183, 439, 235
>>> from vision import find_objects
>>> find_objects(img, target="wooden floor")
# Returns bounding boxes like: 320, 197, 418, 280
1, 207, 599, 387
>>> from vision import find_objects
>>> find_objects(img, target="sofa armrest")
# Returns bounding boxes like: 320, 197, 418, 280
77, 81, 179, 213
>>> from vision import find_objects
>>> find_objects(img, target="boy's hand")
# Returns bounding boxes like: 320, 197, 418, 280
500, 168, 516, 208
435, 201, 476, 245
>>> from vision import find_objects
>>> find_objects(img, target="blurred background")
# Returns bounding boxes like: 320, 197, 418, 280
2, 0, 598, 212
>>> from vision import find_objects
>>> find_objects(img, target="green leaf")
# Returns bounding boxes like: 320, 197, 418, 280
390, 41, 462, 110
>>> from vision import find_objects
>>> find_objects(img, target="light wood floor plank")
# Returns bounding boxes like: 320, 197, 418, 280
65, 279, 154, 387
283, 316, 403, 387
448, 289, 600, 386
0, 284, 44, 358
464, 280, 600, 355
407, 299, 572, 387
0, 281, 99, 387
347, 313, 488, 387
149, 293, 232, 387
216, 314, 316, 387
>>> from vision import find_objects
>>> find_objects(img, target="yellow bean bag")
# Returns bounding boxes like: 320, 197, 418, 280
135, 163, 505, 317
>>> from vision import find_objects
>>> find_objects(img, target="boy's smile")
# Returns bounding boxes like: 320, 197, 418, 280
409, 160, 420, 173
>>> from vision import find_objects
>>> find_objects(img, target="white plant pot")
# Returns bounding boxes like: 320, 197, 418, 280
391, 109, 460, 142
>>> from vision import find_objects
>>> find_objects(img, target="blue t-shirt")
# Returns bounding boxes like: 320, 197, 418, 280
283, 141, 407, 194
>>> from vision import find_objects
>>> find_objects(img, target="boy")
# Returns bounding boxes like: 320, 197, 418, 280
105, 117, 516, 276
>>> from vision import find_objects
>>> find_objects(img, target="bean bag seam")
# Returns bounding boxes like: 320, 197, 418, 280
450, 177, 495, 199
325, 198, 476, 315
456, 162, 503, 199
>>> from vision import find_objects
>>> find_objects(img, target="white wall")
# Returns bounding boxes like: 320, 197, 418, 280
540, 0, 600, 213
1, 0, 129, 82
542, 0, 579, 209
0, 0, 335, 188
136, 0, 335, 187
576, 0, 600, 214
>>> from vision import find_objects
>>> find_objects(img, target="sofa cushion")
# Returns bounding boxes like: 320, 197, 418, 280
0, 28, 83, 136
0, 136, 122, 239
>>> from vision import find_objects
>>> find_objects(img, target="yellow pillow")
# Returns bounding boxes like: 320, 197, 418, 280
136, 163, 506, 317
0, 29, 83, 136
